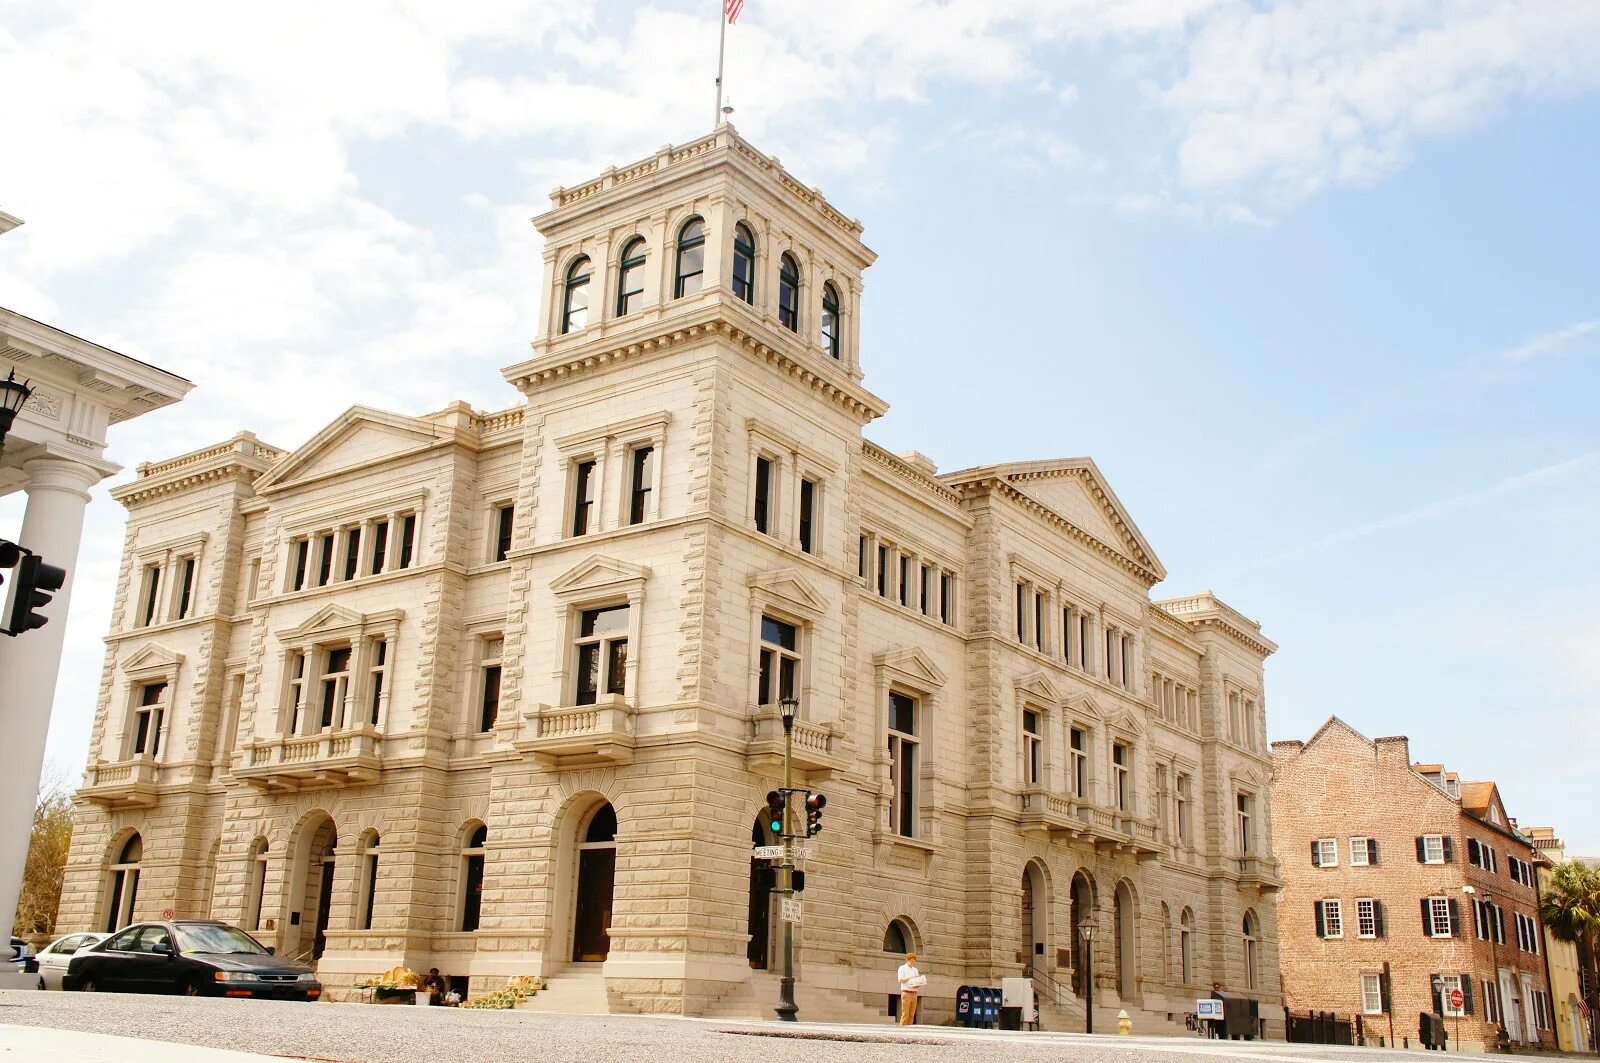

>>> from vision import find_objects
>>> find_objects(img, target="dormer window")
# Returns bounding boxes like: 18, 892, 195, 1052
562, 256, 591, 334
675, 218, 705, 298
616, 237, 647, 317
778, 253, 800, 331
821, 282, 841, 359
732, 222, 756, 304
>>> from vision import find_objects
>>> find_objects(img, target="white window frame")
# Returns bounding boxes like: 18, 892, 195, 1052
1356, 898, 1377, 939
1422, 834, 1446, 864
1440, 973, 1465, 1018
1317, 838, 1339, 867
1236, 792, 1254, 855
1069, 726, 1091, 800
1350, 836, 1371, 866
1361, 973, 1384, 1015
887, 689, 920, 839
1021, 707, 1044, 788
1428, 896, 1453, 938
1321, 899, 1344, 939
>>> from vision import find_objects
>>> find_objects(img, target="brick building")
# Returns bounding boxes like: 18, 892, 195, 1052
1271, 718, 1555, 1050
57, 125, 1284, 1025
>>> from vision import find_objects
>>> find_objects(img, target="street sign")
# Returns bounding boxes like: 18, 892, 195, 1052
161, 907, 175, 919
1196, 999, 1224, 1020
752, 845, 783, 859
781, 897, 803, 923
1449, 988, 1464, 1011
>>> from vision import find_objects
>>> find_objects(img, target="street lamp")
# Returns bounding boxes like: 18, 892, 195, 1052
774, 693, 800, 1022
0, 368, 32, 448
1078, 919, 1096, 1034
1464, 884, 1509, 1045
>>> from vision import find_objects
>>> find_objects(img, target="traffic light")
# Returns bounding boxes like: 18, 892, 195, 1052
3, 550, 67, 636
791, 870, 806, 893
765, 790, 785, 835
0, 539, 18, 589
805, 793, 826, 837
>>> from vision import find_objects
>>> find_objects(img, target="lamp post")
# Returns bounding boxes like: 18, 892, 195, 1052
0, 368, 32, 449
774, 693, 800, 1022
1079, 919, 1096, 1035
1465, 884, 1509, 1045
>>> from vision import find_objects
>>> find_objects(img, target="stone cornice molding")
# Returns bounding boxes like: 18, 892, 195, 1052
503, 309, 888, 426
861, 442, 964, 512
1156, 593, 1278, 658
114, 433, 281, 507
0, 306, 191, 425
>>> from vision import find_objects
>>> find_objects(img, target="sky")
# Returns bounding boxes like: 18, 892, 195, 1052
1, 0, 1597, 852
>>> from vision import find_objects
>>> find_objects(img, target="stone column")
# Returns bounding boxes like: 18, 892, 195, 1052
0, 452, 107, 932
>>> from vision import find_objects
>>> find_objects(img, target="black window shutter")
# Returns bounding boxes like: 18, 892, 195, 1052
1416, 836, 1427, 862
1468, 838, 1479, 865
1449, 898, 1461, 937
1460, 976, 1474, 1015
1311, 840, 1321, 866
1421, 897, 1432, 934
1442, 836, 1455, 863
1315, 901, 1326, 938
1369, 839, 1380, 865
1373, 900, 1386, 939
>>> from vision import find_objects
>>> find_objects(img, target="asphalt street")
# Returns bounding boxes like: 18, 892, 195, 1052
0, 990, 1459, 1063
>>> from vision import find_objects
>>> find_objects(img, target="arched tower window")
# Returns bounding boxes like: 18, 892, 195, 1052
1243, 910, 1260, 989
561, 256, 591, 334
615, 237, 647, 317
675, 218, 705, 298
820, 282, 842, 359
778, 253, 800, 331
460, 824, 487, 932
105, 834, 142, 932
245, 838, 270, 931
732, 223, 756, 304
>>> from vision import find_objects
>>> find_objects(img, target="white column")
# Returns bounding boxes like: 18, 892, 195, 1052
0, 453, 105, 934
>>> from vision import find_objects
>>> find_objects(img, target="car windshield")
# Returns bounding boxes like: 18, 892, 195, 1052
173, 924, 269, 956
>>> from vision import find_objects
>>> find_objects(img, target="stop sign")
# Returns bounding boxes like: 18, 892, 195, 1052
1450, 988, 1464, 1011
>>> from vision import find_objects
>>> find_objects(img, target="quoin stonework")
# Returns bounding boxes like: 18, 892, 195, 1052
1271, 718, 1557, 1050
58, 126, 1283, 1026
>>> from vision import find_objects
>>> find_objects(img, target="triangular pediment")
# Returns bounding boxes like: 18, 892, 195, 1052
1229, 764, 1268, 790
1066, 693, 1106, 721
551, 554, 651, 596
747, 567, 827, 618
874, 646, 947, 690
278, 603, 370, 641
122, 642, 183, 676
1014, 670, 1062, 705
1104, 706, 1145, 736
255, 406, 448, 493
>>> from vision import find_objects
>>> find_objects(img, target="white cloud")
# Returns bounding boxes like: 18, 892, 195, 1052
1502, 317, 1600, 365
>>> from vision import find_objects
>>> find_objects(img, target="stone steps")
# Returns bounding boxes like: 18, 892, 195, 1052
513, 966, 615, 1015
703, 970, 893, 1024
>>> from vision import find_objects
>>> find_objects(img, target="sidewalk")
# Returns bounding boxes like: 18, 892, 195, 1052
0, 1024, 285, 1063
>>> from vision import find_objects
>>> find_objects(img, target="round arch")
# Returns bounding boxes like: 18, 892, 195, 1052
1021, 859, 1050, 976
101, 828, 144, 933
548, 789, 618, 965
1242, 908, 1261, 990
1068, 869, 1097, 998
1113, 878, 1138, 1002
884, 915, 921, 956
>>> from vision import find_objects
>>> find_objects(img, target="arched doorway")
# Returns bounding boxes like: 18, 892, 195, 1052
105, 834, 142, 932
1114, 881, 1136, 1000
1068, 871, 1095, 998
1242, 909, 1260, 990
309, 823, 337, 960
1021, 861, 1048, 975
747, 808, 779, 968
572, 802, 617, 962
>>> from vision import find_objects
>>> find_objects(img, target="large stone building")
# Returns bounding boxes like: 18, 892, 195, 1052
59, 126, 1283, 1025
1272, 718, 1556, 1050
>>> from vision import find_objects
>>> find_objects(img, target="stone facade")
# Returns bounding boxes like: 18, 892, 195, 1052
1271, 718, 1555, 1050
59, 126, 1283, 1025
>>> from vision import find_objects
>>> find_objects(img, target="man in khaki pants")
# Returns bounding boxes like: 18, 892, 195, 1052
897, 952, 923, 1025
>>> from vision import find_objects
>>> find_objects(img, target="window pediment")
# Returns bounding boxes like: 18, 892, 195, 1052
550, 554, 651, 600
122, 643, 183, 680
1014, 670, 1061, 705
1229, 765, 1267, 790
747, 567, 827, 619
873, 646, 946, 692
276, 603, 404, 644
1103, 707, 1144, 737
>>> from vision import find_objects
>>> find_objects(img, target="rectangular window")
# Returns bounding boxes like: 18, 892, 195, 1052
1357, 898, 1377, 938
574, 604, 629, 705
1070, 727, 1088, 799
877, 545, 889, 597
367, 638, 387, 726
1320, 899, 1343, 938
1121, 633, 1132, 687
919, 564, 931, 615
1104, 628, 1115, 677
1112, 742, 1130, 811
175, 557, 196, 619
319, 646, 351, 730
572, 460, 597, 537
479, 638, 502, 733
1315, 838, 1338, 867
140, 564, 162, 625
629, 446, 655, 526
132, 682, 167, 756
1016, 583, 1027, 642
1034, 592, 1045, 651
887, 691, 918, 838
1420, 834, 1446, 864
493, 503, 515, 562
286, 651, 307, 733
1078, 614, 1091, 672
1022, 710, 1042, 786
1350, 837, 1372, 866
797, 477, 817, 553
940, 571, 954, 624
247, 557, 262, 604
758, 615, 800, 707
1062, 608, 1075, 664
1175, 773, 1191, 846
369, 520, 389, 575
1483, 980, 1499, 1024
340, 528, 359, 581
1237, 793, 1254, 854
1427, 896, 1454, 938
858, 535, 868, 580
1437, 974, 1465, 1018
1361, 973, 1384, 1015
753, 455, 773, 535
398, 514, 416, 568
316, 532, 335, 587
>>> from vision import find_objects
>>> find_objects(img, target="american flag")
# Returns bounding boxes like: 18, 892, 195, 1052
725, 0, 743, 24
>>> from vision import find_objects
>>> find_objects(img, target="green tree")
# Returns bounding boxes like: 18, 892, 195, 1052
1538, 859, 1600, 1052
12, 770, 73, 938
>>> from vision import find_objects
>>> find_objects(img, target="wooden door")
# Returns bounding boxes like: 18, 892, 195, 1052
312, 858, 334, 960
746, 860, 774, 968
572, 848, 615, 962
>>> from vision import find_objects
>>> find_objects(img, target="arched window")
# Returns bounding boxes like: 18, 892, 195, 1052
105, 834, 142, 933
820, 282, 841, 359
460, 824, 487, 932
883, 918, 915, 954
615, 237, 647, 317
1243, 911, 1259, 989
732, 223, 756, 304
674, 218, 705, 298
245, 838, 270, 931
357, 832, 380, 931
561, 256, 591, 334
778, 253, 800, 331
1180, 908, 1195, 985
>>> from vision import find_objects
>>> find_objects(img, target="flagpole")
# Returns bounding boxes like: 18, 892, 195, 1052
714, 3, 727, 128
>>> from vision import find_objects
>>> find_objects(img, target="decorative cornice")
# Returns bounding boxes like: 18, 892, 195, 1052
1156, 593, 1278, 657
113, 432, 281, 507
861, 442, 963, 508
956, 475, 1162, 587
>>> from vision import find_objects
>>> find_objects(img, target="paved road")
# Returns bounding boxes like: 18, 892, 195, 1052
0, 991, 1433, 1063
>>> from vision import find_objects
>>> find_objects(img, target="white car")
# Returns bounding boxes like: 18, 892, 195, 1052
36, 932, 107, 990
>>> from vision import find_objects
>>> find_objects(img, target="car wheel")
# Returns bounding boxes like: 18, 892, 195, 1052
79, 978, 97, 992
181, 977, 207, 998
36, 977, 45, 992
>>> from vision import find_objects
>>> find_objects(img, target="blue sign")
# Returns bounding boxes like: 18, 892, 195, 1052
1196, 999, 1224, 1020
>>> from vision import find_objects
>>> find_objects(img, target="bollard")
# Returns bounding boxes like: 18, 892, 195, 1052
1118, 1009, 1132, 1035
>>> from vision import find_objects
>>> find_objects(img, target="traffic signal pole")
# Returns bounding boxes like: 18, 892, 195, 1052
775, 713, 799, 1022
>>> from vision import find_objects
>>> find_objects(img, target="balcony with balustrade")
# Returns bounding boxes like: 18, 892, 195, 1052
511, 695, 636, 768
745, 706, 842, 777
1235, 854, 1283, 892
1017, 787, 1163, 857
233, 726, 383, 791
78, 757, 162, 809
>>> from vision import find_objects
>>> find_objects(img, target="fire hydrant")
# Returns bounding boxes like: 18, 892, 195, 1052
1118, 1009, 1132, 1035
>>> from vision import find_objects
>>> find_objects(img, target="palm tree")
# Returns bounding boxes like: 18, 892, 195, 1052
1539, 860, 1600, 1052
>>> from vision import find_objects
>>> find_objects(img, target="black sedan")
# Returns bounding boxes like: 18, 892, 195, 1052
64, 920, 321, 1000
